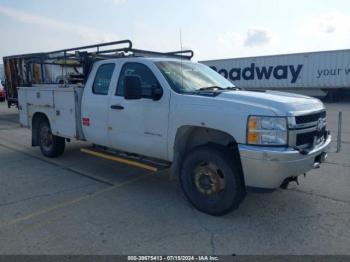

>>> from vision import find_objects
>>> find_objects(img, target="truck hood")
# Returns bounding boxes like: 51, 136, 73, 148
218, 90, 325, 116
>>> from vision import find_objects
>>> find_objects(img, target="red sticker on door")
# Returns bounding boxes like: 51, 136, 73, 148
82, 117, 90, 126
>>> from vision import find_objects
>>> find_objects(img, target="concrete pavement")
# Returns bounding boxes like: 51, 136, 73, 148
0, 99, 349, 255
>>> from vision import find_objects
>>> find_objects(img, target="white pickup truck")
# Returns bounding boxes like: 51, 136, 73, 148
14, 41, 331, 215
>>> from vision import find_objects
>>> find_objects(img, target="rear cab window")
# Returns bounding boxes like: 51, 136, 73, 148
92, 63, 115, 95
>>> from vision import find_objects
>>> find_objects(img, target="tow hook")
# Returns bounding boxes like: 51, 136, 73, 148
280, 176, 299, 189
293, 146, 310, 155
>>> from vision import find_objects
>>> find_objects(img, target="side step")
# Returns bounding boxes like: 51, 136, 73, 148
80, 146, 170, 172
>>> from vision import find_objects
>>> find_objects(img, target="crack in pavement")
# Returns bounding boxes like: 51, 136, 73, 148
172, 184, 217, 253
289, 188, 350, 205
325, 161, 350, 168
117, 207, 350, 254
147, 182, 219, 252
189, 205, 217, 254
290, 210, 350, 221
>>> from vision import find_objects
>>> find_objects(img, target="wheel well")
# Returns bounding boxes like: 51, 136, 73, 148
171, 126, 244, 185
175, 126, 237, 153
31, 112, 50, 147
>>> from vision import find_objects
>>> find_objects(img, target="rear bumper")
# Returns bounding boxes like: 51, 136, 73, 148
238, 136, 332, 189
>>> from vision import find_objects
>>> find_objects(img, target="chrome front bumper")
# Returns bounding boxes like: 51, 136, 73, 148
238, 136, 332, 189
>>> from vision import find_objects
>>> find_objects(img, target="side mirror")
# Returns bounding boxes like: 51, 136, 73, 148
152, 86, 163, 101
124, 75, 142, 100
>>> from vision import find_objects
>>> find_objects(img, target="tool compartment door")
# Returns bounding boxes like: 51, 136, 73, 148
17, 88, 29, 127
26, 89, 54, 107
53, 89, 77, 139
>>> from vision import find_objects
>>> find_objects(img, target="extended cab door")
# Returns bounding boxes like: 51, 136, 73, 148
107, 62, 170, 160
81, 62, 116, 146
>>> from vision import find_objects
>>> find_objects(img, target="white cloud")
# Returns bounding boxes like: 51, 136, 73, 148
303, 11, 350, 38
217, 27, 276, 51
244, 27, 275, 47
0, 5, 118, 43
299, 11, 350, 52
212, 26, 278, 59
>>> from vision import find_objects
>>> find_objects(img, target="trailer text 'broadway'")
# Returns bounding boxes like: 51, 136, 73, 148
200, 49, 350, 101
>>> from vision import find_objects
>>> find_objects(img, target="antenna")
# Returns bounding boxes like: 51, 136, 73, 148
179, 28, 184, 91
179, 28, 183, 52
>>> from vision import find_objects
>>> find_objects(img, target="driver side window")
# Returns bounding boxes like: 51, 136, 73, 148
116, 63, 160, 98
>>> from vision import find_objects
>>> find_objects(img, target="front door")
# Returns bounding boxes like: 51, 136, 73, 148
81, 63, 116, 146
107, 62, 170, 160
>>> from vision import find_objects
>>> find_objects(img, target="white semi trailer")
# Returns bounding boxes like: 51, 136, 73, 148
200, 49, 350, 101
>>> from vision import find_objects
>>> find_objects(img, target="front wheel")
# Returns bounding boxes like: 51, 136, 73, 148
180, 145, 245, 216
38, 121, 65, 158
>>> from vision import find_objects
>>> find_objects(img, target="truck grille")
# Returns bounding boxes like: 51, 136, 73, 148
296, 127, 326, 146
295, 111, 326, 124
291, 110, 327, 147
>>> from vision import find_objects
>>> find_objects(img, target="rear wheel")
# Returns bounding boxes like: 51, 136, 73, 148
180, 145, 245, 216
38, 121, 65, 157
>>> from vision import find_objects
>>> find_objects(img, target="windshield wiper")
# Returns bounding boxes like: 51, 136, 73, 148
198, 86, 237, 91
198, 86, 225, 91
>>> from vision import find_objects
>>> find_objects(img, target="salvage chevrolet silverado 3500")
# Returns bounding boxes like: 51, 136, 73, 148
9, 40, 331, 215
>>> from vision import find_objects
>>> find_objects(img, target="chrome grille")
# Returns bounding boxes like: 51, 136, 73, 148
295, 111, 326, 125
289, 110, 327, 148
296, 127, 326, 146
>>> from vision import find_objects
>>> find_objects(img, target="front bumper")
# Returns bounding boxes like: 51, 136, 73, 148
238, 135, 332, 189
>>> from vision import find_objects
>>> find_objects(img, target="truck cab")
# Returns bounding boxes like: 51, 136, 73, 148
81, 58, 170, 160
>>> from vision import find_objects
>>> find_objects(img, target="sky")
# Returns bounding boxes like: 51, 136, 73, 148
0, 0, 350, 62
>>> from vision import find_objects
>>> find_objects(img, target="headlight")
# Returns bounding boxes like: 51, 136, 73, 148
247, 116, 288, 146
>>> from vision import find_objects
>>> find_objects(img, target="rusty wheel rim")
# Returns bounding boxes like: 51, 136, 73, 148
40, 125, 53, 151
193, 162, 226, 196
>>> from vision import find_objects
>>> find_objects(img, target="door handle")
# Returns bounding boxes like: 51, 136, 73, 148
110, 104, 124, 110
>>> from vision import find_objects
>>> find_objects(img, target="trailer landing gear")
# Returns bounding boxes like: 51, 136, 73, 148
325, 89, 343, 102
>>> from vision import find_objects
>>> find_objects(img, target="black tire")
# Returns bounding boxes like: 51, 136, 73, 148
180, 145, 245, 216
38, 120, 65, 157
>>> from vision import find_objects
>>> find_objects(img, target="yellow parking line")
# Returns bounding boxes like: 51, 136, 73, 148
0, 175, 145, 230
80, 148, 158, 172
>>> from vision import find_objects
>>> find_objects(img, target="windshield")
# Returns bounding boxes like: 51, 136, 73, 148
155, 61, 235, 93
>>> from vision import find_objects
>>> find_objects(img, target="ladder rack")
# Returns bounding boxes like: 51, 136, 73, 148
2, 40, 194, 106
4, 40, 193, 62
